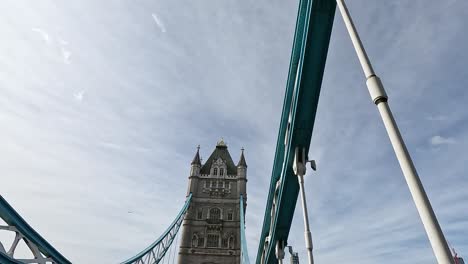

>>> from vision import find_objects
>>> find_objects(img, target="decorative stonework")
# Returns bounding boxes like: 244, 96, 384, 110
178, 142, 247, 264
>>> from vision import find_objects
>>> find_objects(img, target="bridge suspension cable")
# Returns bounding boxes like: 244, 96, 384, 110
240, 194, 250, 264
121, 193, 192, 264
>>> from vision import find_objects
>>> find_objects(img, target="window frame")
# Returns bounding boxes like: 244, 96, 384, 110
197, 209, 203, 220
209, 208, 221, 220
206, 234, 219, 248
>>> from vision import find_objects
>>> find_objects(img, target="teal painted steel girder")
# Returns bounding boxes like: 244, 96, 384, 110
240, 195, 251, 264
255, 0, 336, 263
121, 193, 192, 264
0, 252, 22, 264
0, 195, 72, 264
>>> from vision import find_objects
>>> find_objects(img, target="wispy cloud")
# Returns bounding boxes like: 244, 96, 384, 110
32, 27, 72, 64
426, 115, 448, 121
73, 90, 85, 102
98, 141, 124, 150
151, 13, 166, 33
31, 27, 51, 45
1, 0, 467, 263
61, 46, 72, 64
430, 135, 456, 146
57, 36, 69, 46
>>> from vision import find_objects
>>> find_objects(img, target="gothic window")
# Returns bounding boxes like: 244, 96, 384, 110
227, 210, 233, 221
229, 236, 235, 249
198, 237, 204, 247
219, 168, 224, 176
209, 208, 220, 220
213, 167, 218, 175
217, 181, 222, 188
207, 234, 219, 248
222, 237, 228, 248
197, 209, 203, 220
192, 234, 198, 248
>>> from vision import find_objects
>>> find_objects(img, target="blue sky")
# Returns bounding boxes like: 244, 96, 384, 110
0, 0, 467, 263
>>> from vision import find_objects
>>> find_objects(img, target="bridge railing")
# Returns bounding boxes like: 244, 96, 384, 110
0, 195, 72, 264
121, 193, 192, 264
239, 194, 250, 264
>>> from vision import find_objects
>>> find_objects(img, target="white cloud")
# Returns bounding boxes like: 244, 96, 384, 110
430, 135, 456, 146
60, 47, 72, 64
32, 28, 72, 64
151, 13, 166, 33
73, 90, 85, 102
57, 36, 69, 45
426, 115, 448, 121
31, 27, 51, 44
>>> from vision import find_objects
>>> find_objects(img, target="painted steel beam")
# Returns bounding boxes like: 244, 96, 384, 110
255, 0, 336, 263
240, 195, 250, 264
0, 195, 71, 264
0, 252, 23, 264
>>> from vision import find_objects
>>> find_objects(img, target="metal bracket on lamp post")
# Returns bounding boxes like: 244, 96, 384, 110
275, 240, 285, 264
293, 147, 315, 264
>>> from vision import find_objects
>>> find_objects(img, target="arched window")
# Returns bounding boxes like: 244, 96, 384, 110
209, 208, 220, 220
219, 168, 224, 176
207, 234, 219, 248
198, 237, 204, 248
192, 234, 198, 248
229, 236, 235, 249
197, 209, 203, 220
213, 167, 218, 175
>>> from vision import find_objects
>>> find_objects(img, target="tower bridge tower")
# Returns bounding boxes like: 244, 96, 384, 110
178, 140, 247, 264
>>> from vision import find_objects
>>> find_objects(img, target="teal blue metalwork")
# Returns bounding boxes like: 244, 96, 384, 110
0, 195, 72, 264
121, 193, 192, 264
255, 0, 336, 263
240, 194, 250, 264
0, 251, 22, 264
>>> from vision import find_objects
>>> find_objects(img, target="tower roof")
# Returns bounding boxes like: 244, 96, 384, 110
191, 145, 201, 166
200, 141, 237, 175
237, 148, 247, 167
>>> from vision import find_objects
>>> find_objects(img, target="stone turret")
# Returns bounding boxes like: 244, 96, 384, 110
187, 146, 201, 196
190, 145, 202, 176
237, 148, 247, 202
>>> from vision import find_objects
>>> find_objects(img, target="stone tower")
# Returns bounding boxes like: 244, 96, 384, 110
178, 140, 247, 264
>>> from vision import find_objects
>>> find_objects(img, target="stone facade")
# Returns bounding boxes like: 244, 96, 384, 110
178, 140, 247, 264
